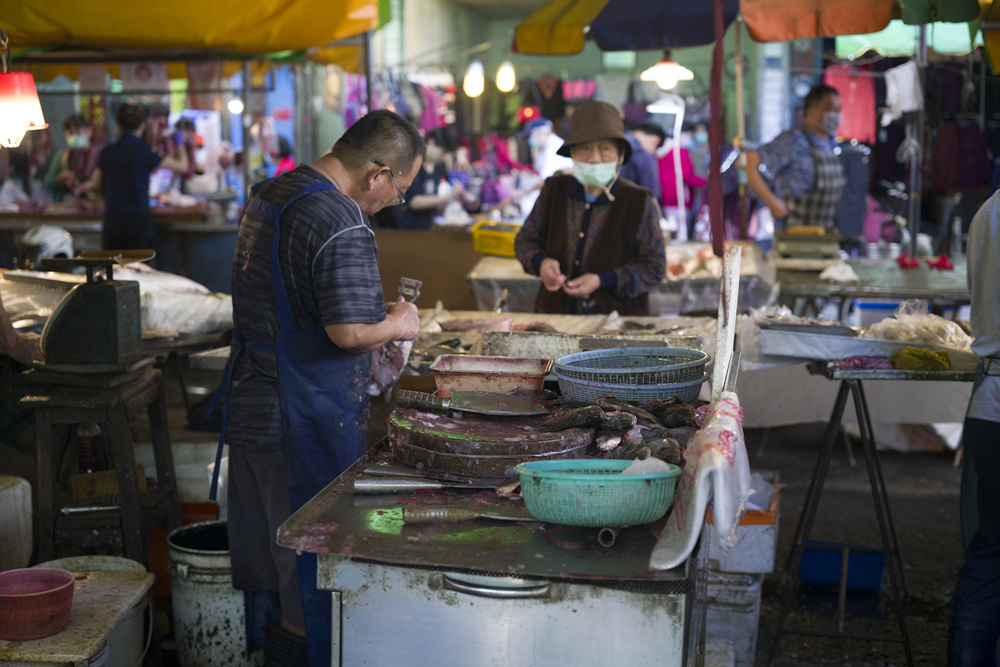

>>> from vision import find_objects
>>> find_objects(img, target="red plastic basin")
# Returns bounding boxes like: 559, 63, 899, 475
0, 568, 76, 641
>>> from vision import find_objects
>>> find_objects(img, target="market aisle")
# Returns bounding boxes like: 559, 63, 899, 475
747, 423, 962, 666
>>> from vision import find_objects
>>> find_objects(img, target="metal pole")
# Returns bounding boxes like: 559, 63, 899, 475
364, 30, 374, 111
906, 25, 927, 255
735, 16, 748, 239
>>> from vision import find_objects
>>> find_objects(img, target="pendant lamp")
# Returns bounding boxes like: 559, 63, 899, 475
496, 61, 516, 93
640, 50, 694, 91
0, 30, 48, 148
463, 60, 485, 98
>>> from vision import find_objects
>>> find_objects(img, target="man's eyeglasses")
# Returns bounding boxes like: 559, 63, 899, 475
371, 159, 405, 206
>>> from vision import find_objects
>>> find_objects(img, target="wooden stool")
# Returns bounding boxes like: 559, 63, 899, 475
22, 367, 182, 566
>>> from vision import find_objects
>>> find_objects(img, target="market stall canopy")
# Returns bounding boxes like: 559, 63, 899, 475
515, 0, 738, 54
741, 0, 894, 43
1, 0, 379, 57
980, 0, 1000, 72
836, 19, 984, 58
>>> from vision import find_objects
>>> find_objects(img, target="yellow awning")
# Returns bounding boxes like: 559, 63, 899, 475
980, 0, 1000, 72
514, 0, 610, 55
2, 0, 378, 55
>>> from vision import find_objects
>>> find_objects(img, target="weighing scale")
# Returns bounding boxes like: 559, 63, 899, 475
39, 250, 153, 367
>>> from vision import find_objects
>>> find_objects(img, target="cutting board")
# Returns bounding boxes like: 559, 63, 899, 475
387, 408, 594, 480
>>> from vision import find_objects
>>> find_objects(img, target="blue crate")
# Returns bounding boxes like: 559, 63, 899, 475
798, 541, 886, 592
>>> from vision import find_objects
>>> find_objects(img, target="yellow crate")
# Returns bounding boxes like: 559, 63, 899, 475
471, 220, 519, 258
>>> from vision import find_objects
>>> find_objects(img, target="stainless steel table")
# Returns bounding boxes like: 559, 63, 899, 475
278, 443, 707, 667
777, 258, 969, 321
769, 361, 976, 666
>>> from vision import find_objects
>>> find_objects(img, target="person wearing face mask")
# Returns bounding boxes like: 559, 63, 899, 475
43, 114, 103, 203
746, 84, 846, 229
514, 101, 666, 316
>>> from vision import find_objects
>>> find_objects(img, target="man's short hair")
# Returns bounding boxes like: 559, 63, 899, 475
804, 84, 839, 112
632, 121, 667, 148
332, 110, 425, 176
117, 103, 147, 132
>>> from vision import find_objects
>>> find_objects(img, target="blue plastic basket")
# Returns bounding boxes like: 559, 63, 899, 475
515, 459, 681, 527
554, 347, 710, 385
555, 371, 709, 405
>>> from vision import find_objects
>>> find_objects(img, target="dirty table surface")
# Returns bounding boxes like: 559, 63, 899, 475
278, 443, 686, 582
0, 570, 154, 663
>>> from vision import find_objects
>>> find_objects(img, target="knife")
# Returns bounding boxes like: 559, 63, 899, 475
352, 478, 497, 494
395, 390, 549, 416
402, 505, 538, 523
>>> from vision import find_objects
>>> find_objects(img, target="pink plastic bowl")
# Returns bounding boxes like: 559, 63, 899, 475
0, 568, 75, 641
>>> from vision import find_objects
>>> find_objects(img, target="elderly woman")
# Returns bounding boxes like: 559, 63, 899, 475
514, 101, 666, 316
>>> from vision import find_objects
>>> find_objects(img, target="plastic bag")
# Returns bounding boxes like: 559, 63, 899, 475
863, 299, 972, 348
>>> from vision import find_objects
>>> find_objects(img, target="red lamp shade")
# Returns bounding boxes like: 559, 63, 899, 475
0, 72, 48, 148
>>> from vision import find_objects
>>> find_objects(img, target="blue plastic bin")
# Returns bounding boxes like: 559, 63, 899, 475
798, 541, 886, 592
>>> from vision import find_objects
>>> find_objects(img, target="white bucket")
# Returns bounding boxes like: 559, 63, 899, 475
167, 520, 252, 667
35, 555, 149, 667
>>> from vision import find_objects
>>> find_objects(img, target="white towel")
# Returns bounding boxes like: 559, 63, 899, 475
648, 391, 752, 571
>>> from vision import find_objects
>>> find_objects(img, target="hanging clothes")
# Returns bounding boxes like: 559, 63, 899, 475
535, 75, 566, 123
834, 142, 872, 236
884, 61, 924, 123
823, 64, 876, 145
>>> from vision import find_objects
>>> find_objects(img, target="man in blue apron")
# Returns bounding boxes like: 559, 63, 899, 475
746, 84, 847, 230
217, 110, 424, 666
948, 190, 1000, 665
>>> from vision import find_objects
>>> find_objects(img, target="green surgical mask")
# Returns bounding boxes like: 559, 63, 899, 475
572, 160, 618, 189
68, 135, 89, 149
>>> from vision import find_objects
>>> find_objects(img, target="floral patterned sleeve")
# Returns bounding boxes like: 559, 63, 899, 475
611, 195, 667, 299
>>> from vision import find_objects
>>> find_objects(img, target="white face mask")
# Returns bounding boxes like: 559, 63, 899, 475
821, 112, 842, 136
572, 160, 618, 189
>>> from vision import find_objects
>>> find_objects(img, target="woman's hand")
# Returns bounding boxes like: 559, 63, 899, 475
562, 273, 600, 298
539, 258, 566, 292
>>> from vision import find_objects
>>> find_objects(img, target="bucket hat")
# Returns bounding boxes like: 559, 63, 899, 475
556, 101, 632, 164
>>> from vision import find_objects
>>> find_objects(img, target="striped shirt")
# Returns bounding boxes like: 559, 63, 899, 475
226, 165, 385, 450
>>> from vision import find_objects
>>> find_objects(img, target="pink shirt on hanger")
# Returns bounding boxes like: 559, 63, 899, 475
823, 64, 876, 145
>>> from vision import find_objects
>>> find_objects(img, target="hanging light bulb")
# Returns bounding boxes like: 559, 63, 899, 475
463, 60, 485, 98
640, 50, 694, 91
0, 31, 48, 148
496, 61, 516, 93
228, 98, 244, 115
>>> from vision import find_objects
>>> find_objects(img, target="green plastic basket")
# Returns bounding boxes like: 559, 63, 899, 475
515, 459, 682, 528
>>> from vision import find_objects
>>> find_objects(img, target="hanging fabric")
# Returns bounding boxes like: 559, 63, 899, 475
823, 64, 877, 144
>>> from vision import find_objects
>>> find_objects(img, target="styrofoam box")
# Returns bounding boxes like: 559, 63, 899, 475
0, 476, 32, 571
706, 572, 763, 667
706, 470, 779, 574
757, 328, 979, 369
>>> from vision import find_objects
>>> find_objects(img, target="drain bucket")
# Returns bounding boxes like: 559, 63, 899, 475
167, 520, 249, 666
35, 556, 148, 667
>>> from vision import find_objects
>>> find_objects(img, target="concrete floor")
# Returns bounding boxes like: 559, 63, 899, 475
745, 423, 962, 666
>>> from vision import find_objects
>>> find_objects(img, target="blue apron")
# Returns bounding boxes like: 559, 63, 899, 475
210, 180, 371, 666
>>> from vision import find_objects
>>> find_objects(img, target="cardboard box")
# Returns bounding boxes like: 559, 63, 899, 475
706, 469, 779, 574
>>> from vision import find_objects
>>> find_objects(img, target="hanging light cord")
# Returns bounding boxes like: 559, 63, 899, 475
1, 29, 9, 74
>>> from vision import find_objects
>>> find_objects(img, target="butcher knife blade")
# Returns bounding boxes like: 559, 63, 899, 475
402, 505, 538, 523
395, 389, 549, 416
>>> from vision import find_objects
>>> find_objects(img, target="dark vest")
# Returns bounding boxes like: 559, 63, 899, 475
535, 175, 651, 316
